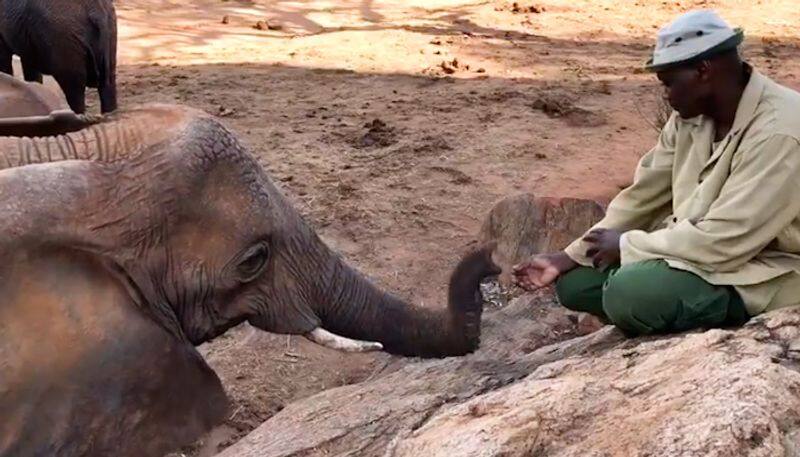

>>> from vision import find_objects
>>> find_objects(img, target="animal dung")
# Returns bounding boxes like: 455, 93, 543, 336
254, 20, 283, 31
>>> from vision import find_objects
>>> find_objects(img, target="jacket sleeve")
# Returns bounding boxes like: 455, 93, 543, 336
621, 134, 800, 272
563, 113, 677, 266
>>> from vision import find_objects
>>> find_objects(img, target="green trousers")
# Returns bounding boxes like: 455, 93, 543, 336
555, 260, 749, 336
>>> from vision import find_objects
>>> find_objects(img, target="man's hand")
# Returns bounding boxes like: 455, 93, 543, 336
583, 228, 621, 270
512, 252, 577, 291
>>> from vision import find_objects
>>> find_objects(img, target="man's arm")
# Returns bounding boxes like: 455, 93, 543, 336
622, 134, 800, 272
563, 113, 678, 266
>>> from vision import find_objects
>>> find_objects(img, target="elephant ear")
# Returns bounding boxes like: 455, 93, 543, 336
0, 246, 229, 457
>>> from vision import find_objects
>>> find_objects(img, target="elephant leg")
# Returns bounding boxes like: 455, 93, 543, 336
0, 39, 13, 75
21, 58, 43, 83
98, 80, 117, 113
54, 73, 87, 114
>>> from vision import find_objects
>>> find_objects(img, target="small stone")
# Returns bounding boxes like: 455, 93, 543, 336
468, 403, 488, 417
440, 61, 456, 74
221, 15, 230, 24
254, 21, 268, 30
577, 314, 605, 335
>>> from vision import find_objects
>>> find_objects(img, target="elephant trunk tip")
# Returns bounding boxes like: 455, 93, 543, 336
448, 241, 501, 311
445, 241, 502, 354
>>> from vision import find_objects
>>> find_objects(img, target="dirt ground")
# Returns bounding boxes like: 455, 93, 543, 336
40, 0, 800, 454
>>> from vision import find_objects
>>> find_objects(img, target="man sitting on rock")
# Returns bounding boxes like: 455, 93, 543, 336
513, 10, 800, 336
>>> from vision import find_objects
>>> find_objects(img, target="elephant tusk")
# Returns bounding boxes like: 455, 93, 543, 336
304, 328, 384, 353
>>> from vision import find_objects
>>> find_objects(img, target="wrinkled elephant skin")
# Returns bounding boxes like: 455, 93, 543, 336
0, 103, 500, 456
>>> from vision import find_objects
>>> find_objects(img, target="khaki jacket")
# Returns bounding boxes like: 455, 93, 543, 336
565, 67, 800, 315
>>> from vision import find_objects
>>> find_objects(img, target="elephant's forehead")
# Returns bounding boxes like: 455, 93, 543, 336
169, 218, 242, 261
176, 161, 271, 236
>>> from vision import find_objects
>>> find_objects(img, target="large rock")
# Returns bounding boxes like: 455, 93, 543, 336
479, 194, 605, 283
217, 300, 800, 457
216, 294, 587, 457
396, 312, 800, 457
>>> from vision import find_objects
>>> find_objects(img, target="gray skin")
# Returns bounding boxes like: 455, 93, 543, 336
0, 71, 99, 135
0, 104, 500, 457
0, 0, 117, 114
0, 70, 64, 116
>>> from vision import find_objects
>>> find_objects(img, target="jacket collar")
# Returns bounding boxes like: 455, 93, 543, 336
676, 63, 766, 134
729, 64, 765, 137
687, 64, 767, 172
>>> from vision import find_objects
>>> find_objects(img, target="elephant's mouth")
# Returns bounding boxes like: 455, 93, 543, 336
304, 328, 383, 353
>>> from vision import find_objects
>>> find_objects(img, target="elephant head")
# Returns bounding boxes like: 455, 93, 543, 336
0, 103, 499, 355
0, 104, 499, 456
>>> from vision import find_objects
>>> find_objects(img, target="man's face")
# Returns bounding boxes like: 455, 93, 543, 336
656, 64, 710, 119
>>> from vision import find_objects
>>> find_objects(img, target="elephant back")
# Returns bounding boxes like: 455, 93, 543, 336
0, 72, 67, 118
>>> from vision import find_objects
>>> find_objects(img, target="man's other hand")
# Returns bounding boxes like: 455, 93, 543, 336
583, 228, 622, 270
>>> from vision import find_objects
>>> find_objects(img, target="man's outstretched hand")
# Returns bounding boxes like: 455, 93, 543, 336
512, 228, 622, 291
512, 252, 578, 291
583, 228, 621, 270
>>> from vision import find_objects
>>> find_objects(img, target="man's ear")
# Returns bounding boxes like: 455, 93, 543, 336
696, 60, 713, 81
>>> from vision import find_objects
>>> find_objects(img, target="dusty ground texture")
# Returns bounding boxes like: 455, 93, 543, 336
22, 0, 800, 454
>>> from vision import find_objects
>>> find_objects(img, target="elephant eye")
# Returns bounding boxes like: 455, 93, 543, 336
237, 242, 270, 282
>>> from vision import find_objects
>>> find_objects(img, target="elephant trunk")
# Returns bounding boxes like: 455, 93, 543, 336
313, 243, 500, 358
0, 110, 100, 138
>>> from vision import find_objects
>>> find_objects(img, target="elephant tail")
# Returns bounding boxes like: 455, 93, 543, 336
87, 2, 117, 112
86, 4, 117, 91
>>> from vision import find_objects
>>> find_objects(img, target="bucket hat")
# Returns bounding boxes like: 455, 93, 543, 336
645, 10, 744, 72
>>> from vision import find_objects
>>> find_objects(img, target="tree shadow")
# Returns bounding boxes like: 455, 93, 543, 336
117, 0, 800, 84
360, 0, 384, 23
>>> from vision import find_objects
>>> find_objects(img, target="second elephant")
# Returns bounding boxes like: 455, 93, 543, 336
0, 0, 118, 114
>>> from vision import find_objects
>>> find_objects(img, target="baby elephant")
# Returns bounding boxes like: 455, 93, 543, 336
0, 0, 117, 114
